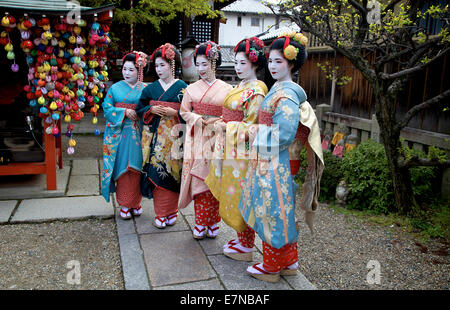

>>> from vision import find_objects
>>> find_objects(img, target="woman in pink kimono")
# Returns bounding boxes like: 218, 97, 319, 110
178, 41, 233, 239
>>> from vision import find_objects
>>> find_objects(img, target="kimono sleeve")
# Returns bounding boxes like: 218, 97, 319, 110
179, 89, 202, 128
254, 97, 300, 159
102, 85, 126, 128
136, 84, 155, 124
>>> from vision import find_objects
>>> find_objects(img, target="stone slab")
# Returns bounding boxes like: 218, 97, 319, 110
134, 199, 189, 235
0, 200, 17, 223
71, 159, 99, 176
118, 232, 150, 290
11, 196, 114, 222
0, 166, 70, 200
140, 231, 216, 287
154, 278, 224, 290
208, 254, 292, 290
66, 175, 100, 196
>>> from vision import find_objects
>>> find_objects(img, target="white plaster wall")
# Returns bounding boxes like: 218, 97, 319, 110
219, 13, 277, 46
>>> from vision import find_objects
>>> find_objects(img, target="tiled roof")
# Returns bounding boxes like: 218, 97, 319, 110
221, 0, 277, 14
258, 24, 300, 41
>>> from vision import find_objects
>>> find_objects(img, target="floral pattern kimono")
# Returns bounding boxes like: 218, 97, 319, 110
205, 80, 268, 232
101, 80, 147, 202
136, 79, 187, 199
238, 81, 323, 249
178, 79, 233, 210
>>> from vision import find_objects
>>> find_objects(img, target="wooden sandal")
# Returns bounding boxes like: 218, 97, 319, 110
280, 262, 298, 276
223, 244, 253, 262
193, 225, 206, 239
206, 224, 219, 238
247, 263, 280, 283
120, 207, 132, 220
166, 212, 178, 226
153, 216, 166, 229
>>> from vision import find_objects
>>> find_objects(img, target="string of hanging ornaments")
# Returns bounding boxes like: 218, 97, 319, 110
0, 12, 111, 155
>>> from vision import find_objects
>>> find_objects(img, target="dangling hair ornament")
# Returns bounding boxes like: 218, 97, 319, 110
123, 50, 148, 89
150, 43, 177, 77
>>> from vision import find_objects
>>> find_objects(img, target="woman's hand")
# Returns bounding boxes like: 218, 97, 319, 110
150, 106, 166, 117
164, 107, 178, 117
126, 109, 138, 121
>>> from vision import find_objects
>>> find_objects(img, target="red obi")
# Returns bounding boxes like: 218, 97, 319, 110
222, 107, 244, 122
258, 110, 273, 126
150, 100, 181, 110
257, 109, 310, 175
115, 102, 137, 110
192, 102, 222, 117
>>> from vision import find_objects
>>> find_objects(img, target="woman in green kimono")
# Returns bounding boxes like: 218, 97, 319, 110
136, 43, 187, 229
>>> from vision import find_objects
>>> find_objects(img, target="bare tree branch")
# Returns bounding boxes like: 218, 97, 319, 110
396, 89, 450, 130
398, 156, 450, 168
381, 47, 450, 80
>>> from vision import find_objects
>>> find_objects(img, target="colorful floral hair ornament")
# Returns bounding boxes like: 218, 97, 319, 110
122, 51, 149, 87
194, 41, 220, 61
234, 37, 265, 63
271, 31, 308, 61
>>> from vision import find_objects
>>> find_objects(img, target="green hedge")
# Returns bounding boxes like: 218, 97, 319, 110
295, 140, 442, 214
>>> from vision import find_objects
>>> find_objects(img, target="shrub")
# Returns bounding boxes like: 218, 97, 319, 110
340, 140, 395, 214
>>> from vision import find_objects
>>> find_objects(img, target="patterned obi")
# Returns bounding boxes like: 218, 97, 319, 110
150, 100, 181, 110
258, 110, 273, 126
192, 102, 222, 117
222, 107, 244, 122
115, 102, 137, 110
258, 109, 310, 144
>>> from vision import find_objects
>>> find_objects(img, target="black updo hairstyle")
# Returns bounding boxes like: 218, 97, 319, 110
122, 52, 150, 76
149, 43, 182, 78
269, 36, 307, 73
193, 41, 222, 67
234, 37, 266, 71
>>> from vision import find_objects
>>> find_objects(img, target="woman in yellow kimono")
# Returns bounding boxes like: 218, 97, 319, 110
205, 37, 268, 261
178, 41, 233, 239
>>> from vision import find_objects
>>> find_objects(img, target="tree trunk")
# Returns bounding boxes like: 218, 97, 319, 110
375, 92, 418, 215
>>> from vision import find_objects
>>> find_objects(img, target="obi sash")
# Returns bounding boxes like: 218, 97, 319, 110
150, 100, 181, 110
257, 109, 310, 175
192, 101, 222, 117
222, 107, 244, 122
115, 102, 137, 110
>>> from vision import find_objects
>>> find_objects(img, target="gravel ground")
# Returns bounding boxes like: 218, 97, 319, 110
0, 219, 124, 290
296, 202, 449, 290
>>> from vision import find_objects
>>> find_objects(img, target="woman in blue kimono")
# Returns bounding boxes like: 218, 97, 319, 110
238, 33, 324, 282
136, 43, 188, 229
101, 51, 149, 220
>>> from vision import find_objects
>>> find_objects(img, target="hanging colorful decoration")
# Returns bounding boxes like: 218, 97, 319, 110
1, 12, 111, 155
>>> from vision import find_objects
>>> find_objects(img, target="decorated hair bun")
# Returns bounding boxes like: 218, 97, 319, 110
276, 31, 308, 61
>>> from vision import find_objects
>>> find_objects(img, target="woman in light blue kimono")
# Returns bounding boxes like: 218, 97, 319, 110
238, 33, 324, 282
101, 51, 149, 219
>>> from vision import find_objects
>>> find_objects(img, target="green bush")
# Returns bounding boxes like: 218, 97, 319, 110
295, 140, 442, 215
340, 140, 395, 213
340, 140, 441, 214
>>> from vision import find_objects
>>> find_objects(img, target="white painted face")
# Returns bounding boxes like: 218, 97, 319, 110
122, 61, 138, 85
195, 55, 214, 81
155, 57, 172, 80
268, 49, 291, 82
234, 52, 255, 81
